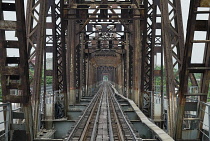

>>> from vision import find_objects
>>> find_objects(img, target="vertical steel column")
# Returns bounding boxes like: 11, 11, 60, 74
83, 53, 87, 96
122, 52, 125, 97
160, 0, 184, 137
43, 0, 67, 119
61, 0, 68, 115
126, 33, 130, 98
67, 4, 80, 105
75, 45, 81, 102
26, 0, 47, 74
43, 0, 55, 121
121, 53, 125, 96
85, 52, 90, 96
32, 0, 47, 136
154, 1, 164, 126
0, 0, 33, 140
67, 6, 73, 105
52, 0, 61, 91
26, 1, 47, 134
176, 0, 210, 140
53, 0, 67, 109
132, 3, 142, 107
141, 0, 155, 117
80, 34, 85, 99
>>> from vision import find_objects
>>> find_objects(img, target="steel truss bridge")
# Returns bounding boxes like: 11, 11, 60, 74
0, 0, 210, 140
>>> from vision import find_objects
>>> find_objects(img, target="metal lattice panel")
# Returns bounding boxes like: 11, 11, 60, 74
0, 0, 33, 140
142, 0, 154, 92
53, 0, 67, 93
160, 0, 185, 137
26, 0, 47, 136
176, 0, 210, 140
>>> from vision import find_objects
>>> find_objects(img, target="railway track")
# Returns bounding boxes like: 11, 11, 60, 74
65, 82, 140, 141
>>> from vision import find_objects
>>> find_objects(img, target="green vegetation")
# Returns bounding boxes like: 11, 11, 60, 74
45, 76, 53, 85
29, 69, 53, 85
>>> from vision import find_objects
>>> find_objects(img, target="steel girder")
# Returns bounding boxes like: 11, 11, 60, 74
142, 0, 154, 93
84, 52, 88, 96
52, 0, 67, 96
142, 0, 164, 120
66, 2, 80, 104
129, 45, 134, 99
0, 0, 33, 140
75, 44, 81, 102
80, 34, 85, 98
51, 0, 67, 117
142, 0, 156, 117
123, 52, 127, 97
26, 0, 47, 136
65, 1, 139, 102
160, 0, 185, 137
154, 3, 165, 128
176, 0, 210, 140
41, 0, 68, 120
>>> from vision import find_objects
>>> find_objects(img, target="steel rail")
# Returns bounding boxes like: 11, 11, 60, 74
106, 85, 115, 141
108, 86, 125, 141
65, 85, 103, 140
108, 83, 139, 140
79, 86, 104, 141
90, 88, 104, 141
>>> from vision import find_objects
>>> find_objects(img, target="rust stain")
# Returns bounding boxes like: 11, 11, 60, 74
90, 56, 121, 67
200, 0, 210, 7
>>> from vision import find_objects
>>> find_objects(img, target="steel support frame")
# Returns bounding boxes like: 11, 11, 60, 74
176, 0, 210, 140
43, 0, 55, 121
41, 0, 67, 120
66, 5, 80, 105
153, 1, 165, 128
79, 33, 85, 99
141, 0, 155, 117
142, 0, 166, 127
160, 0, 184, 137
52, 0, 67, 95
142, 0, 153, 93
26, 0, 47, 136
66, 1, 134, 101
52, 0, 68, 117
123, 51, 127, 97
85, 52, 90, 96
75, 44, 81, 102
0, 0, 33, 140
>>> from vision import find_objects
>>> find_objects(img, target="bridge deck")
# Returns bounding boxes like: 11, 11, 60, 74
63, 82, 174, 141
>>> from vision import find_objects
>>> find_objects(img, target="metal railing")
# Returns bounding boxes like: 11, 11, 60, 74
199, 101, 210, 141
0, 103, 11, 141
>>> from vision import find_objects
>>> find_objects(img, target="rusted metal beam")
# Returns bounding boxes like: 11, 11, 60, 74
160, 0, 185, 137
30, 0, 47, 137
132, 4, 142, 108
0, 0, 33, 140
176, 0, 210, 140
141, 0, 157, 118
61, 0, 68, 116
125, 33, 130, 98
77, 8, 99, 34
67, 7, 80, 105
51, 0, 67, 117
0, 20, 17, 30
